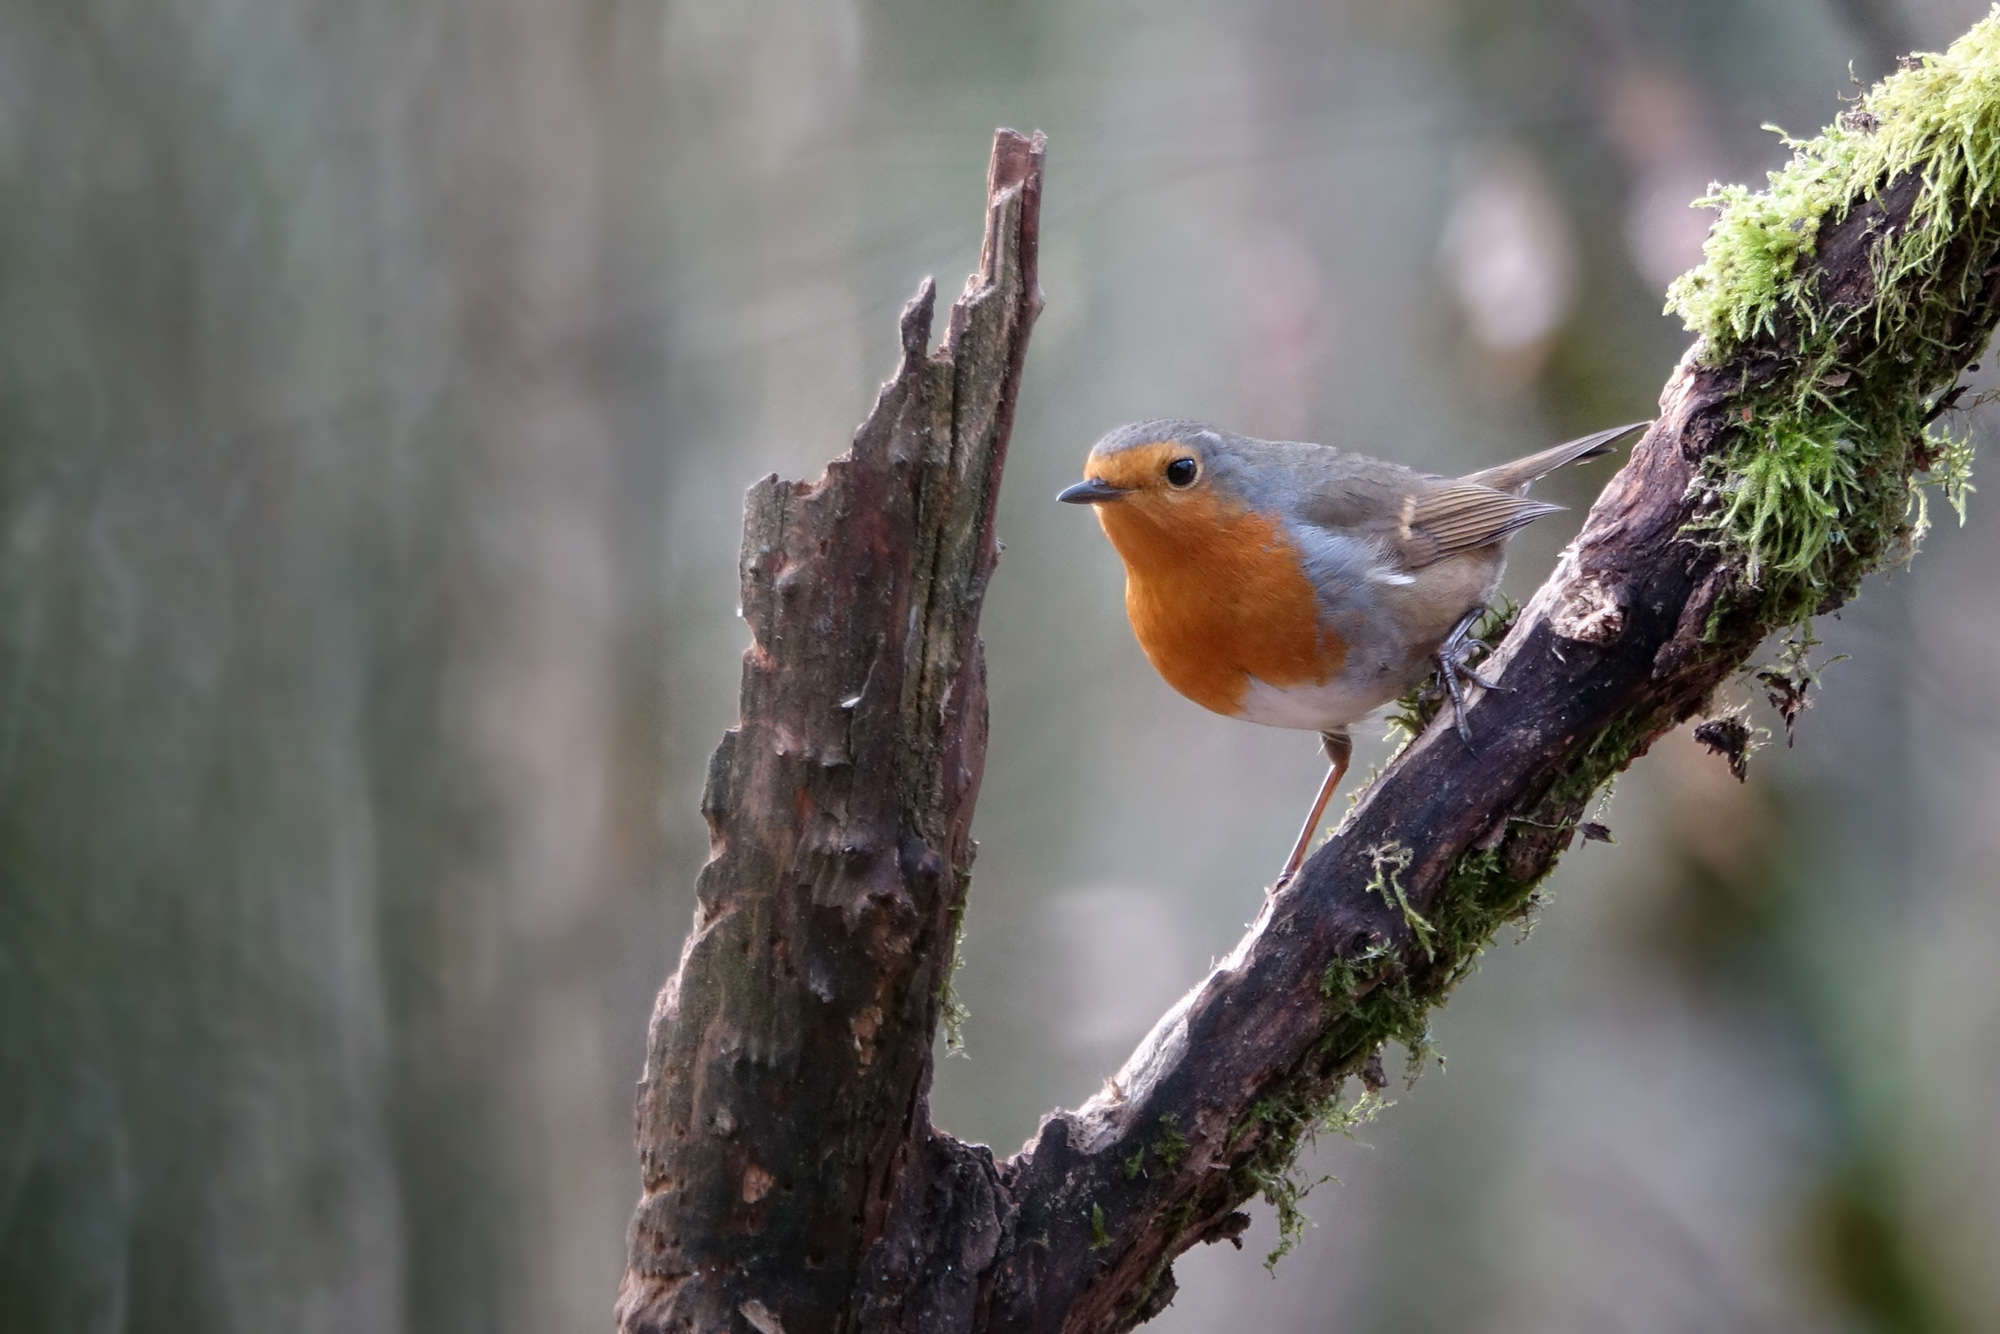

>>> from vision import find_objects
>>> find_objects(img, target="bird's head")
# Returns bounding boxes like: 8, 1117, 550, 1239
1057, 419, 1227, 516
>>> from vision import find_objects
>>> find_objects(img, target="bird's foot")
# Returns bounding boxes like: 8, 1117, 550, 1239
1433, 608, 1510, 751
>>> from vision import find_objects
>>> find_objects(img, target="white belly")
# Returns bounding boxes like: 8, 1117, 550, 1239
1238, 666, 1410, 732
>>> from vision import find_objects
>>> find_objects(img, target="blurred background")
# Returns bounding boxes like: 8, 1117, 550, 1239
5, 0, 2000, 1330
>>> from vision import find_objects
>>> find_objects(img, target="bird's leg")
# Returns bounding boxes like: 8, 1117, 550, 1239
1438, 657, 1475, 749
1434, 607, 1509, 749
1274, 728, 1352, 892
1438, 606, 1505, 686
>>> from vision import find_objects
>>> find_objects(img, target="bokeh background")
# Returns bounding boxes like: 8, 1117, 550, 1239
6, 0, 2000, 1330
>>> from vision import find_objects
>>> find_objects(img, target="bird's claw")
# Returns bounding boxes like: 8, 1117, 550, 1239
1437, 658, 1479, 753
1458, 663, 1508, 693
1434, 608, 1506, 753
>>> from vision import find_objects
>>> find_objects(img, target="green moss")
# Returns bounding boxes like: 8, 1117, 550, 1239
1319, 945, 1380, 1004
1667, 16, 2000, 626
1314, 943, 1435, 1083
1428, 847, 1525, 977
1152, 1113, 1187, 1173
1228, 933, 1459, 1270
1361, 841, 1432, 958
1233, 1081, 1388, 1271
1670, 20, 2000, 349
1352, 971, 1436, 1080
1709, 419, 1864, 588
1090, 1202, 1111, 1251
1230, 707, 1666, 1263
1245, 1158, 1326, 1272
1121, 1113, 1189, 1186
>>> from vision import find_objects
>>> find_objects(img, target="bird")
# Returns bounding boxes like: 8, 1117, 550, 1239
1058, 418, 1647, 888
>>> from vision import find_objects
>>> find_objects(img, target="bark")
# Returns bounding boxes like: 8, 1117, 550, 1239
620, 124, 2000, 1333
616, 129, 1043, 1333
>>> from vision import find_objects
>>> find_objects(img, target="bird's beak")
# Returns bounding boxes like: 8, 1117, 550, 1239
1057, 477, 1129, 505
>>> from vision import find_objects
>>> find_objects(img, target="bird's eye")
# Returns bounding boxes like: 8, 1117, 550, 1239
1164, 457, 1199, 488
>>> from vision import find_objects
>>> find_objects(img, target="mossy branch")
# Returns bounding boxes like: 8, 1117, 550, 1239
1024, 20, 2000, 1328
624, 18, 2000, 1332
969, 19, 2000, 1328
1668, 17, 2000, 623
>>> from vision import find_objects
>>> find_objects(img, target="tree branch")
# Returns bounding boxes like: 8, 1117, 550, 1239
622, 19, 2000, 1332
617, 128, 1043, 1332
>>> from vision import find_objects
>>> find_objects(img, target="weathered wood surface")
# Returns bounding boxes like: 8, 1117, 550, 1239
621, 125, 1999, 1333
616, 129, 1043, 1332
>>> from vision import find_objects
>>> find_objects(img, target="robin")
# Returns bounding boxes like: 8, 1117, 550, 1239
1058, 418, 1646, 887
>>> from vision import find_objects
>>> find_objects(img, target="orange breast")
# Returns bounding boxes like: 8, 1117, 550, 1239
1097, 491, 1344, 717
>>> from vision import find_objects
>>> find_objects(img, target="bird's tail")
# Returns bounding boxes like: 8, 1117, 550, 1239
1459, 421, 1649, 493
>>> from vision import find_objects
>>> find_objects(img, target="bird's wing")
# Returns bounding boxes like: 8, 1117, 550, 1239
1288, 467, 1556, 577
1389, 482, 1564, 569
1273, 428, 1631, 577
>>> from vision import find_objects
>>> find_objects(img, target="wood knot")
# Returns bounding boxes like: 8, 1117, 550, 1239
1548, 575, 1625, 644
741, 1162, 776, 1203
